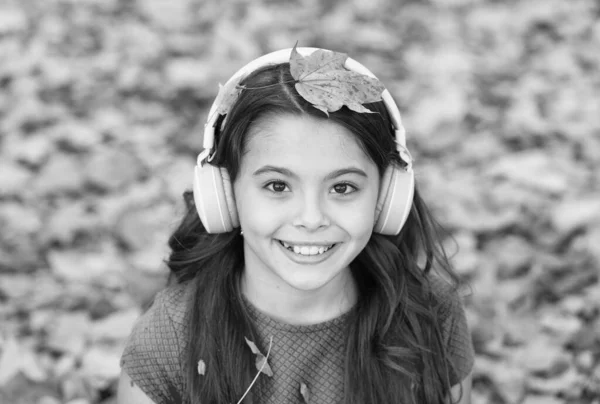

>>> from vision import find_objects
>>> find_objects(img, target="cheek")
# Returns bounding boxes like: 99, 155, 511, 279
329, 193, 379, 235
339, 205, 377, 237
234, 186, 284, 233
244, 208, 284, 235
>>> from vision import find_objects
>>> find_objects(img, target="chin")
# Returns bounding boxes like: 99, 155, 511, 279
286, 278, 328, 292
281, 269, 346, 293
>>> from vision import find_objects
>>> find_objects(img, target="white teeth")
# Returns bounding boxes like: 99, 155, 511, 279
281, 241, 334, 256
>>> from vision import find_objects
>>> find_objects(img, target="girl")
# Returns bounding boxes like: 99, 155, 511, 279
117, 47, 474, 404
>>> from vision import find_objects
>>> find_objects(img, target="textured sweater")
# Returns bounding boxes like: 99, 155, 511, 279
120, 277, 474, 404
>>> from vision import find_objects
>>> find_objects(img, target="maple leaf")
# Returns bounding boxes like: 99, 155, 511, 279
289, 44, 385, 116
244, 337, 274, 377
289, 45, 346, 81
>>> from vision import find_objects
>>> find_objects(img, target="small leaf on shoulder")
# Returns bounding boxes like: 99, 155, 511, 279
244, 337, 274, 377
256, 355, 274, 377
300, 382, 311, 404
244, 337, 261, 355
197, 359, 206, 376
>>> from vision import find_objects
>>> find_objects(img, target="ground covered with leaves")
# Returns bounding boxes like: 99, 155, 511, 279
0, 0, 599, 403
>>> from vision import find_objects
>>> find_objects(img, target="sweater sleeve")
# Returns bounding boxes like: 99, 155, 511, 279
120, 288, 185, 404
434, 278, 475, 386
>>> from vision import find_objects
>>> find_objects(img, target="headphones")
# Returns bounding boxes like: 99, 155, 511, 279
193, 47, 415, 235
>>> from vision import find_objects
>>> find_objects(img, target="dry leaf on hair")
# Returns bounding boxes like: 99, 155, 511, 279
289, 44, 385, 116
244, 337, 274, 377
289, 46, 346, 81
214, 80, 243, 117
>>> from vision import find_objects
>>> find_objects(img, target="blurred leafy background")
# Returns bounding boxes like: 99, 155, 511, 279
0, 0, 599, 403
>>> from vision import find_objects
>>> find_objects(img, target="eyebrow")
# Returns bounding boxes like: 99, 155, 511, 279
253, 165, 368, 180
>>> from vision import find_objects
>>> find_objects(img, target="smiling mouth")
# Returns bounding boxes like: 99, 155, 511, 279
277, 240, 337, 256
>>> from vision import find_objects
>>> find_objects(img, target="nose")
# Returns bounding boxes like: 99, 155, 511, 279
293, 192, 330, 231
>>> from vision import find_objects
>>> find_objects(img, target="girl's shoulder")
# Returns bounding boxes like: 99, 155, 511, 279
423, 273, 471, 337
427, 274, 466, 313
152, 280, 194, 330
120, 281, 194, 404
424, 273, 475, 384
131, 280, 194, 340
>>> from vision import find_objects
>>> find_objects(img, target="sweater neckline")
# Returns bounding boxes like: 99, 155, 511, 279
240, 294, 355, 333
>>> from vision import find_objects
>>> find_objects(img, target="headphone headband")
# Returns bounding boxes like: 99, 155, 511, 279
202, 47, 412, 170
194, 47, 415, 235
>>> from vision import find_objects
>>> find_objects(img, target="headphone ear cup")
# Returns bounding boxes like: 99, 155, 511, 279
193, 163, 239, 233
219, 167, 239, 229
374, 166, 415, 235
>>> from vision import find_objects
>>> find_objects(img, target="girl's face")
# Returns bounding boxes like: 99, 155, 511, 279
234, 113, 380, 297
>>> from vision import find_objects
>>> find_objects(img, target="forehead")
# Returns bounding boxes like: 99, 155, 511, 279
243, 114, 373, 170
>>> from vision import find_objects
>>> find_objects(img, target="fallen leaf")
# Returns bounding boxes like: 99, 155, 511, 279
19, 349, 46, 382
0, 338, 21, 386
289, 44, 385, 115
244, 337, 261, 356
244, 337, 273, 377
300, 381, 311, 404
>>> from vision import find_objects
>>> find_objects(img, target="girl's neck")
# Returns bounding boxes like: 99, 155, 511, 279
240, 268, 358, 326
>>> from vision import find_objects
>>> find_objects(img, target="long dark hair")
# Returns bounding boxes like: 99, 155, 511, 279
166, 63, 462, 403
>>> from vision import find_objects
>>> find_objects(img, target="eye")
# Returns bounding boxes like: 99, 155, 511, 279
265, 181, 289, 193
331, 182, 357, 195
